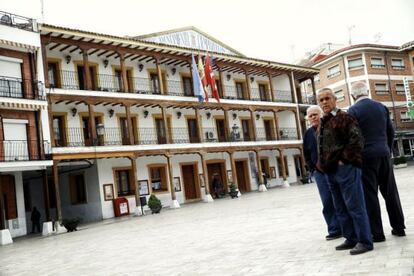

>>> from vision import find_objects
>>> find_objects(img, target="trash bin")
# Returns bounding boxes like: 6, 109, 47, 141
113, 197, 130, 217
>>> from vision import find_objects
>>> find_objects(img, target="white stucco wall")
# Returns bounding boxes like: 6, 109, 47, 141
5, 172, 27, 238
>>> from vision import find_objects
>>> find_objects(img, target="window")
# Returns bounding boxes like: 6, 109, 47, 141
396, 84, 405, 95
400, 111, 413, 122
149, 166, 168, 192
375, 83, 389, 94
52, 115, 66, 147
334, 89, 345, 102
370, 57, 385, 68
150, 73, 160, 94
348, 58, 363, 69
235, 82, 244, 99
391, 58, 404, 70
258, 84, 268, 101
69, 173, 87, 204
115, 169, 134, 196
47, 62, 60, 88
314, 74, 320, 83
182, 76, 193, 96
327, 65, 340, 78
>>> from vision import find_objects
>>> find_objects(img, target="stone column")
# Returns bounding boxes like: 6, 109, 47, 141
166, 154, 180, 208
52, 160, 62, 221
200, 152, 214, 202
278, 148, 290, 187
228, 151, 240, 195
195, 108, 202, 143
131, 157, 142, 215
42, 170, 51, 221
255, 150, 267, 192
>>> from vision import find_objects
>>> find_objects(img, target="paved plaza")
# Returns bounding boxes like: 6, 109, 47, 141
0, 167, 413, 276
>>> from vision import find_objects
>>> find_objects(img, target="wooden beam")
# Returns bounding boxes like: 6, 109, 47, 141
52, 161, 62, 222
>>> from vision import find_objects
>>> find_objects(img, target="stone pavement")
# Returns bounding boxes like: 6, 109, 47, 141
0, 167, 413, 276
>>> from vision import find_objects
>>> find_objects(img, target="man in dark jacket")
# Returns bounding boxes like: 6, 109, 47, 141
317, 88, 373, 255
31, 206, 41, 234
303, 105, 341, 240
348, 81, 405, 241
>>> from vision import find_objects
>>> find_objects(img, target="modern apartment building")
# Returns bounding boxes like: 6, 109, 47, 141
0, 11, 52, 244
301, 42, 414, 157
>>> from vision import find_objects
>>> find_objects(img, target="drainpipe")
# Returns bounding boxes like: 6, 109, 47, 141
384, 52, 400, 155
341, 55, 352, 108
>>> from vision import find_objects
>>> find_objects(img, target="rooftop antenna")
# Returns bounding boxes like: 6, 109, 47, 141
374, 33, 382, 43
347, 25, 355, 45
40, 0, 44, 23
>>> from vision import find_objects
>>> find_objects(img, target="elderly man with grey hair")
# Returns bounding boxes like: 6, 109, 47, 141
304, 105, 341, 240
348, 81, 406, 242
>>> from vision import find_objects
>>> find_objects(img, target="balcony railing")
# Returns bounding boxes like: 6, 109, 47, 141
279, 128, 298, 140
375, 89, 389, 95
274, 90, 293, 103
55, 123, 297, 148
327, 71, 341, 79
0, 76, 45, 100
301, 94, 316, 105
0, 140, 50, 162
52, 70, 296, 103
0, 11, 35, 32
371, 64, 385, 69
392, 65, 405, 70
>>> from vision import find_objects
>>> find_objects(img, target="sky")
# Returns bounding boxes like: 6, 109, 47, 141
2, 0, 414, 64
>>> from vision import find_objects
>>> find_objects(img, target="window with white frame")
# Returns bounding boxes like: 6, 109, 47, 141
370, 57, 385, 68
327, 65, 340, 78
400, 111, 412, 122
334, 89, 345, 102
375, 83, 389, 94
396, 83, 405, 94
348, 58, 363, 69
391, 58, 404, 69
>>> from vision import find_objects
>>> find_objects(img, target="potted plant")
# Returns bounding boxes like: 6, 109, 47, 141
393, 156, 408, 169
228, 183, 238, 199
61, 217, 81, 232
148, 194, 162, 214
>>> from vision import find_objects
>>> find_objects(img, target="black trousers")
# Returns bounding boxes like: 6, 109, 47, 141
32, 221, 41, 233
361, 156, 405, 237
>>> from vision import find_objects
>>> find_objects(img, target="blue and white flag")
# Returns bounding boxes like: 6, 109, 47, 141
192, 54, 205, 102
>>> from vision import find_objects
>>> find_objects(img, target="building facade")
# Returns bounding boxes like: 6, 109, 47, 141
301, 43, 414, 157
0, 11, 52, 243
1, 16, 318, 242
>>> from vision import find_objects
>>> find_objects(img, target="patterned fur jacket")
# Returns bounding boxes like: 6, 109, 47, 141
317, 108, 364, 173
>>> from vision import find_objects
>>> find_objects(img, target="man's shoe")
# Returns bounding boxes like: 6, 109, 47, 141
335, 241, 356, 250
372, 235, 386, 243
350, 243, 373, 255
391, 229, 406, 237
326, 233, 342, 240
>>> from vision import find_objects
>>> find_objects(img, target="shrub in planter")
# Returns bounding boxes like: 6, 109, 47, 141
148, 194, 162, 214
394, 156, 407, 165
229, 183, 238, 199
61, 217, 81, 232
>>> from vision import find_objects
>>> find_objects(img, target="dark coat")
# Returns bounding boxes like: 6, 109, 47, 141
318, 109, 364, 173
31, 208, 41, 222
303, 126, 318, 173
348, 98, 394, 158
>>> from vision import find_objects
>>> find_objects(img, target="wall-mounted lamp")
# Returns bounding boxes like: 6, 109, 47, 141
176, 111, 182, 119
256, 113, 260, 120
232, 113, 237, 120
108, 109, 114, 118
250, 76, 255, 83
143, 110, 149, 118
206, 112, 211, 120
71, 107, 77, 117
138, 63, 144, 72
171, 68, 177, 76
226, 74, 231, 81
65, 55, 72, 64
103, 59, 109, 68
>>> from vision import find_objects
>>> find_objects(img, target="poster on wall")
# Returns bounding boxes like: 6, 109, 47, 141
103, 184, 114, 201
138, 180, 149, 196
